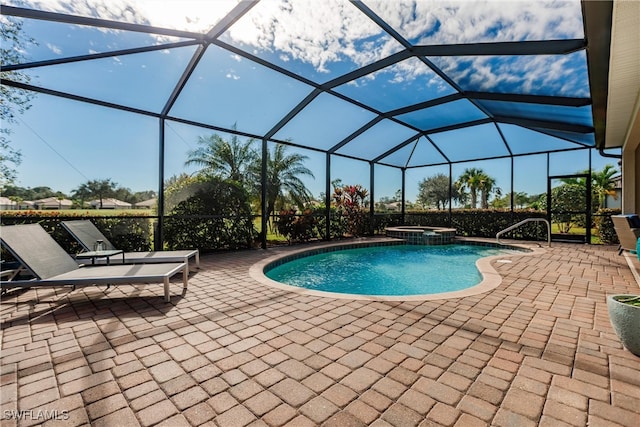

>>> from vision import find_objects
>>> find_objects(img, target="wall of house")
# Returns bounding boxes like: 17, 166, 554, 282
636, 143, 640, 214
622, 105, 640, 214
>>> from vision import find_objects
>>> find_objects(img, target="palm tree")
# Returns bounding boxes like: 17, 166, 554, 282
591, 164, 618, 209
72, 179, 116, 209
514, 191, 530, 208
185, 132, 258, 184
252, 144, 315, 220
561, 165, 619, 209
456, 168, 484, 208
478, 173, 501, 209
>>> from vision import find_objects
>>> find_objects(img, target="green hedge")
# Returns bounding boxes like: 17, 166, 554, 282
2, 206, 621, 256
0, 210, 153, 253
595, 208, 621, 244
163, 179, 257, 251
402, 209, 550, 241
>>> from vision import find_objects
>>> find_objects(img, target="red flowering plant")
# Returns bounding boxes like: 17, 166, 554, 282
276, 208, 318, 243
332, 184, 369, 237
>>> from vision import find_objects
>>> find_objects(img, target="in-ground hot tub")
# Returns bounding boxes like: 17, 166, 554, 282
386, 225, 456, 245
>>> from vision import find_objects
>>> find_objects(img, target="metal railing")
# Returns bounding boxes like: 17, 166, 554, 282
496, 218, 551, 247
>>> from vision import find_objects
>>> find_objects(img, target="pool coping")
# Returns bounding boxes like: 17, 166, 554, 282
249, 237, 546, 301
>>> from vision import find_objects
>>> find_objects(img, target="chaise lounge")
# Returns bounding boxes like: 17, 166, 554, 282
61, 220, 199, 274
611, 214, 640, 255
0, 223, 188, 302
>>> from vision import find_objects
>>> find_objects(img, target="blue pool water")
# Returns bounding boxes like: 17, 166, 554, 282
266, 244, 517, 296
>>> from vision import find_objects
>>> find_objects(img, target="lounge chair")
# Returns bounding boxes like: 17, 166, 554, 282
611, 214, 640, 255
61, 220, 199, 274
0, 224, 188, 302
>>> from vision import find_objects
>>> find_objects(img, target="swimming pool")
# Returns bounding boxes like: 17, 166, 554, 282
259, 241, 525, 299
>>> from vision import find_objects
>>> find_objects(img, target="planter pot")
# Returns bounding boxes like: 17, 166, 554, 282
607, 295, 640, 357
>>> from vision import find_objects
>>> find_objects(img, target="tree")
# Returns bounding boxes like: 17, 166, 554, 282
417, 173, 458, 210
478, 173, 501, 209
252, 144, 315, 220
490, 191, 534, 209
2, 185, 63, 201
163, 178, 256, 250
455, 168, 484, 208
544, 184, 585, 233
1, 15, 37, 186
164, 173, 202, 212
131, 190, 156, 204
514, 192, 532, 208
591, 164, 618, 209
72, 179, 117, 208
185, 131, 258, 185
560, 164, 619, 210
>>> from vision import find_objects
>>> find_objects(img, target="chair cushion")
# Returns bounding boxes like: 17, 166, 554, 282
627, 214, 640, 228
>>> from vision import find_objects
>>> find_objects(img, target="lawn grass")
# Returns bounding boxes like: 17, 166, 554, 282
252, 217, 288, 243
551, 223, 602, 244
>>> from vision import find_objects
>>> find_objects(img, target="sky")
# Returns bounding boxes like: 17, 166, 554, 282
3, 0, 621, 203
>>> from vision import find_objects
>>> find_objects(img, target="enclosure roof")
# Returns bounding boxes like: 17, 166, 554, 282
1, 0, 615, 168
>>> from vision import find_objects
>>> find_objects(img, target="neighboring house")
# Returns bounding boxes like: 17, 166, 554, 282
34, 197, 73, 210
90, 198, 132, 209
0, 197, 16, 210
20, 201, 35, 210
605, 174, 622, 209
385, 202, 402, 212
134, 198, 157, 209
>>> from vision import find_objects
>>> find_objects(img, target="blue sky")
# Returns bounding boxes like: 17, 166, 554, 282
4, 0, 620, 203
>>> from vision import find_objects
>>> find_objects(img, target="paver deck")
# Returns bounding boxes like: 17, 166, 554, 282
1, 239, 639, 426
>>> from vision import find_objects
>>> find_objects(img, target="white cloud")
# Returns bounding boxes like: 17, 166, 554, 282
10, 0, 587, 95
365, 0, 583, 44
6, 0, 239, 31
46, 42, 62, 55
224, 0, 403, 73
363, 0, 585, 94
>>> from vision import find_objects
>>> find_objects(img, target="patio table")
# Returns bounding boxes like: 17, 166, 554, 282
76, 249, 124, 265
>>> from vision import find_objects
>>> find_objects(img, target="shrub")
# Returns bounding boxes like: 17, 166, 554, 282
310, 205, 346, 240
332, 184, 369, 237
595, 208, 621, 244
92, 217, 152, 251
0, 210, 152, 252
163, 178, 256, 251
404, 209, 550, 240
275, 209, 318, 243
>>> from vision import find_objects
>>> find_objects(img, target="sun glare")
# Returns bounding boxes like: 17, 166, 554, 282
134, 0, 240, 32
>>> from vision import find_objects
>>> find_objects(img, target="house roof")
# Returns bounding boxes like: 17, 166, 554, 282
34, 197, 73, 206
90, 198, 132, 207
0, 197, 16, 206
135, 198, 157, 207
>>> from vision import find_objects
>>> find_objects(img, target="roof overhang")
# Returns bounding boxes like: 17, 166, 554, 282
584, 0, 640, 151
582, 0, 613, 150
605, 0, 640, 151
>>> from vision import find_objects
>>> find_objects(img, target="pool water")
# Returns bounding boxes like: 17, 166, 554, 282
266, 244, 517, 296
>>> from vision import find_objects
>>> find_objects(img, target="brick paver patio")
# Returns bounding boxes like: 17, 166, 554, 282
1, 239, 639, 426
